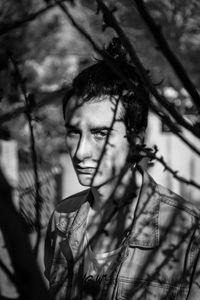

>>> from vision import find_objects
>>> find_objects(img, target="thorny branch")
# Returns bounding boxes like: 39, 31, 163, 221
96, 0, 200, 139
137, 145, 200, 190
8, 53, 41, 256
132, 0, 200, 114
2, 1, 200, 157
0, 0, 198, 208
0, 1, 199, 297
57, 1, 200, 157
90, 96, 121, 187
67, 142, 200, 297
61, 163, 139, 281
53, 9, 200, 294
153, 109, 200, 156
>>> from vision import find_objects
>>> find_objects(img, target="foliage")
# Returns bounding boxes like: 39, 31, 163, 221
0, 0, 93, 163
0, 0, 200, 161
0, 0, 200, 299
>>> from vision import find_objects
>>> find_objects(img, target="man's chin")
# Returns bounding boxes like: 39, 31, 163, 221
77, 174, 94, 187
77, 175, 102, 188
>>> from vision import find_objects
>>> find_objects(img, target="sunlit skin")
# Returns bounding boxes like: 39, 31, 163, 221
65, 95, 142, 252
65, 96, 131, 195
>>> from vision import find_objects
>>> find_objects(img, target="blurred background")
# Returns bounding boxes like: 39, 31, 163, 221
0, 0, 200, 298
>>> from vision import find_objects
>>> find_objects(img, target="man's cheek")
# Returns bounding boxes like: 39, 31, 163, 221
66, 140, 76, 155
97, 144, 108, 158
102, 157, 117, 176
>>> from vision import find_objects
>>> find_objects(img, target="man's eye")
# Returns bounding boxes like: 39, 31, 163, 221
66, 129, 80, 137
93, 130, 109, 140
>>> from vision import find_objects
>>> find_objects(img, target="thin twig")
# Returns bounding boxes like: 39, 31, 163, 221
0, 88, 66, 125
132, 0, 200, 113
90, 96, 121, 187
96, 0, 200, 139
136, 146, 200, 190
152, 108, 200, 156
0, 169, 49, 299
0, 0, 67, 36
57, 1, 200, 156
8, 52, 41, 256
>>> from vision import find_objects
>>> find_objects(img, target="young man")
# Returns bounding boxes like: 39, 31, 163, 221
44, 41, 200, 300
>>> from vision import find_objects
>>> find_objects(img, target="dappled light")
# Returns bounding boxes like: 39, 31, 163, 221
0, 1, 200, 299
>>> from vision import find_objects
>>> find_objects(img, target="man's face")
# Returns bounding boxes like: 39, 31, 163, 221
64, 96, 130, 188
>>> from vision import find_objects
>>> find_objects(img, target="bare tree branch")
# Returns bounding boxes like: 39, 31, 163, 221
0, 169, 49, 299
0, 88, 66, 125
56, 0, 200, 156
8, 52, 41, 256
138, 146, 200, 190
96, 0, 200, 139
0, 0, 68, 36
132, 0, 200, 114
152, 109, 200, 156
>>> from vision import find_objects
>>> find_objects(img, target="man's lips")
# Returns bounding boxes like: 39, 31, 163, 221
75, 166, 97, 174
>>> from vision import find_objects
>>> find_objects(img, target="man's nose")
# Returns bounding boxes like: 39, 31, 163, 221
74, 136, 92, 161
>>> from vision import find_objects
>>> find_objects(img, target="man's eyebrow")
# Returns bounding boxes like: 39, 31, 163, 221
64, 123, 77, 129
64, 124, 114, 132
90, 126, 113, 132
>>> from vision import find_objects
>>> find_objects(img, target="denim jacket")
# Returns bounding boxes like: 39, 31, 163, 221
44, 172, 200, 300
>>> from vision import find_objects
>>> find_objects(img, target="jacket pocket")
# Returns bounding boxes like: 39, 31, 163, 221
116, 279, 183, 300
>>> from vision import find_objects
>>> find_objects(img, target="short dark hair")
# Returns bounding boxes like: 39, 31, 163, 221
63, 40, 150, 138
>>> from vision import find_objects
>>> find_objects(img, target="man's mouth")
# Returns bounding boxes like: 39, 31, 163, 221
75, 166, 97, 174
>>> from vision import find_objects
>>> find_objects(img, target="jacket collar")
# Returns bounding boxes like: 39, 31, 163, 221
68, 170, 160, 249
68, 190, 92, 236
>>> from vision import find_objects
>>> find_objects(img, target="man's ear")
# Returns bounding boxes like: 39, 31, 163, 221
136, 129, 149, 169
127, 130, 146, 165
135, 130, 146, 146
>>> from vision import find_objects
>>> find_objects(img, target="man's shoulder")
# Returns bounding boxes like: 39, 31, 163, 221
157, 182, 200, 221
55, 189, 90, 214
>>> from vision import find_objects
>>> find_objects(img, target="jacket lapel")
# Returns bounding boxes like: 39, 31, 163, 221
129, 171, 160, 248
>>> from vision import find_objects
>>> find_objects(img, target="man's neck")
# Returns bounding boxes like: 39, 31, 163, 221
87, 167, 143, 253
91, 167, 142, 213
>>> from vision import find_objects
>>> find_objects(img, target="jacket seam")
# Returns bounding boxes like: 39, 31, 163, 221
157, 187, 200, 220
